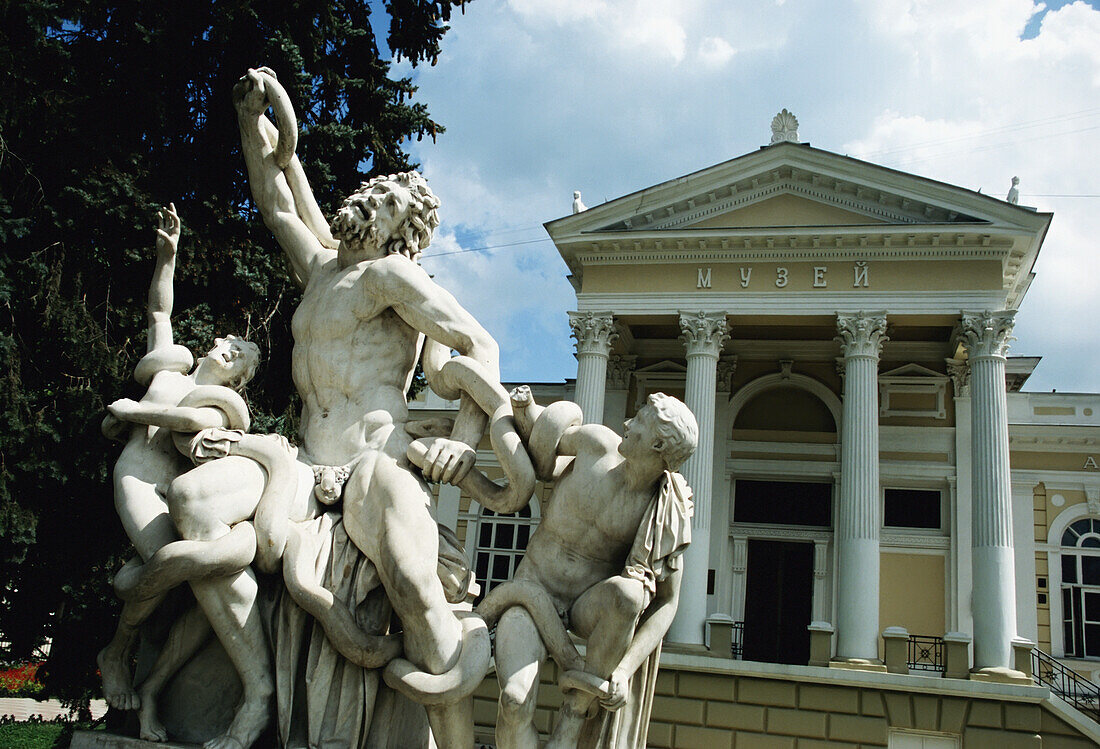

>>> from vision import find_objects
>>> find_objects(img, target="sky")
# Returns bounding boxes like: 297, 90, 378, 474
387, 0, 1100, 392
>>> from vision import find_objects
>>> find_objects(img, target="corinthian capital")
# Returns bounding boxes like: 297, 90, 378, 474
569, 311, 618, 356
679, 311, 731, 358
945, 358, 970, 397
835, 311, 888, 359
958, 310, 1015, 359
606, 354, 637, 390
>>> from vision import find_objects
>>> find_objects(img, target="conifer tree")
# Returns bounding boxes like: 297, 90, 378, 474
0, 0, 467, 705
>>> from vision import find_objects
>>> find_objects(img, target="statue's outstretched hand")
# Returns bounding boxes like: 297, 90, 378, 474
107, 398, 142, 422
155, 203, 180, 260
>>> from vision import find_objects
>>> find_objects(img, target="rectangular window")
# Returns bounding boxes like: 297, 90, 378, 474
884, 488, 941, 529
733, 480, 832, 527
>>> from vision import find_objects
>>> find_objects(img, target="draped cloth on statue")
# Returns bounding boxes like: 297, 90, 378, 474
271, 511, 432, 748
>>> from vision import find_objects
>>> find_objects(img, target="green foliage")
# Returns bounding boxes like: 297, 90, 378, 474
0, 0, 465, 705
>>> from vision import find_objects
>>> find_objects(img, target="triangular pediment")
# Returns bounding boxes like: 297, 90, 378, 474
635, 360, 687, 375
879, 363, 946, 380
685, 193, 888, 229
547, 142, 1045, 237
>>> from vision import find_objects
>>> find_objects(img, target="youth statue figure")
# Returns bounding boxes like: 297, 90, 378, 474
479, 390, 698, 749
232, 67, 498, 747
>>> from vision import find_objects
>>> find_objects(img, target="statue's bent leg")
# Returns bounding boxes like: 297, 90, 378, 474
167, 457, 273, 749
100, 471, 179, 710
137, 604, 211, 742
493, 606, 546, 749
343, 455, 473, 748
547, 577, 647, 749
113, 523, 257, 602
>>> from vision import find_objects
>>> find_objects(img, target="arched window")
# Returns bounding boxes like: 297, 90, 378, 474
1061, 518, 1100, 658
473, 504, 537, 602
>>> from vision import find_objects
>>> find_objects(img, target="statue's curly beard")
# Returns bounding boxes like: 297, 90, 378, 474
330, 211, 381, 254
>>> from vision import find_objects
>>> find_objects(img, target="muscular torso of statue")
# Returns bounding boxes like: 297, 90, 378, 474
291, 257, 419, 466
520, 441, 654, 610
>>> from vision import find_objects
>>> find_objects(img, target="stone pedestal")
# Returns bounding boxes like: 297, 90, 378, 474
569, 311, 617, 425
882, 627, 910, 675
833, 312, 888, 666
71, 731, 191, 749
705, 613, 737, 657
808, 622, 835, 667
943, 631, 973, 679
667, 311, 729, 645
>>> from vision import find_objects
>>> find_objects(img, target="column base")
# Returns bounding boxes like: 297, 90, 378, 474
829, 657, 887, 673
969, 666, 1032, 685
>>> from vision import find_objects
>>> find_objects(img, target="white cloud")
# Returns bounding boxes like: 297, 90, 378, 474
698, 36, 736, 67
404, 0, 1100, 391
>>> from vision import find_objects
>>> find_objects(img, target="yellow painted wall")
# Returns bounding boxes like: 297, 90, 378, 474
880, 553, 946, 638
688, 193, 886, 228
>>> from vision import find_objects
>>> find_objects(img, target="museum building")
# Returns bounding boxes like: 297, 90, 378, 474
414, 116, 1100, 747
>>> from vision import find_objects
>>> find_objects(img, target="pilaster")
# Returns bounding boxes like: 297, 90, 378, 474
603, 354, 636, 434
569, 311, 618, 425
833, 311, 888, 665
667, 311, 730, 645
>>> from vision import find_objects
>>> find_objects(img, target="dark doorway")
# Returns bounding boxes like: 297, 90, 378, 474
742, 540, 813, 665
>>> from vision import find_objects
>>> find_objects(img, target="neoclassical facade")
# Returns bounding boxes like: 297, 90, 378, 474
413, 126, 1100, 747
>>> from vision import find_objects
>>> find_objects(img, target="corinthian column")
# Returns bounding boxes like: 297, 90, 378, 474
959, 310, 1019, 675
568, 311, 618, 424
668, 311, 730, 645
834, 312, 888, 665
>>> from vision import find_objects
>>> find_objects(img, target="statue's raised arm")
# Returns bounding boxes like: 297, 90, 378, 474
233, 67, 337, 287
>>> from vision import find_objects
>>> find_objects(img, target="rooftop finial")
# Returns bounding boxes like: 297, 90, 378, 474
572, 190, 587, 214
1006, 176, 1020, 205
770, 109, 799, 145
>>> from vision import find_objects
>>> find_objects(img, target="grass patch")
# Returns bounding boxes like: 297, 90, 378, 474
0, 720, 65, 748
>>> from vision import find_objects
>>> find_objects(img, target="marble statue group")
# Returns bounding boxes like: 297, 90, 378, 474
95, 68, 699, 749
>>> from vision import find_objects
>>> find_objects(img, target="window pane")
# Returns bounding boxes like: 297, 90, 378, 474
1083, 556, 1100, 585
496, 523, 515, 550
519, 505, 531, 518
1086, 624, 1100, 656
883, 489, 942, 529
734, 480, 832, 526
1065, 621, 1077, 656
516, 525, 530, 549
1087, 592, 1100, 622
479, 523, 492, 547
1083, 536, 1100, 548
475, 553, 488, 579
1063, 554, 1078, 584
1064, 528, 1079, 546
492, 554, 510, 581
1072, 519, 1091, 535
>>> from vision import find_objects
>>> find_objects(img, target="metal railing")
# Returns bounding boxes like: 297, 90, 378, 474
1032, 648, 1100, 723
907, 635, 945, 673
730, 621, 744, 660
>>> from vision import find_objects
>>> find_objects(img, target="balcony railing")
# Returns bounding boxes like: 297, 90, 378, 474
730, 621, 744, 660
1032, 648, 1100, 723
907, 635, 945, 673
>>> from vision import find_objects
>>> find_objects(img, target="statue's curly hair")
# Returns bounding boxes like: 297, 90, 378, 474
647, 393, 698, 470
334, 171, 441, 262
